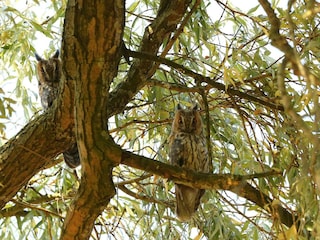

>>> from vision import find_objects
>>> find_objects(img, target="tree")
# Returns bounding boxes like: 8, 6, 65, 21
0, 0, 319, 239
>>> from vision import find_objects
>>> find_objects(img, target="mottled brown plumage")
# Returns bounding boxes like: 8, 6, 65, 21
169, 104, 210, 221
35, 50, 61, 110
35, 50, 80, 168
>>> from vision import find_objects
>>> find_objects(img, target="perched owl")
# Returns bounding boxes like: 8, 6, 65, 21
35, 50, 80, 168
35, 50, 61, 110
169, 104, 210, 221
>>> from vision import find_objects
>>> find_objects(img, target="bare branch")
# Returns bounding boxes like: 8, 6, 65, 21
126, 50, 284, 111
118, 185, 173, 208
258, 0, 320, 85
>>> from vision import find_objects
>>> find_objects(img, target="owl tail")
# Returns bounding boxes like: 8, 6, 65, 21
175, 184, 204, 221
63, 143, 80, 168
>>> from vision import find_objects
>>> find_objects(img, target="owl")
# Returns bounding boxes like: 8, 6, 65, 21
35, 50, 80, 168
169, 104, 210, 221
35, 50, 61, 110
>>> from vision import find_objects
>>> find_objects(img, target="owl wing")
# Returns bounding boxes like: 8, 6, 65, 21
39, 84, 52, 110
175, 185, 205, 221
169, 133, 186, 167
170, 133, 209, 171
169, 132, 206, 221
63, 143, 80, 168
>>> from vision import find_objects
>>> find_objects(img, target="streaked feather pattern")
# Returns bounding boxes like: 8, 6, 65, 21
169, 104, 210, 221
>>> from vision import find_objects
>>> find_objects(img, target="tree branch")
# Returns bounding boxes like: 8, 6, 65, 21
0, 104, 74, 210
60, 0, 125, 239
120, 149, 297, 227
258, 0, 320, 85
107, 0, 193, 117
146, 78, 211, 92
118, 185, 173, 208
0, 0, 195, 216
126, 50, 284, 111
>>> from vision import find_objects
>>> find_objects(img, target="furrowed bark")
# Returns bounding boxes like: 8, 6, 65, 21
107, 0, 193, 116
121, 150, 297, 228
0, 0, 299, 236
0, 0, 194, 213
60, 0, 124, 239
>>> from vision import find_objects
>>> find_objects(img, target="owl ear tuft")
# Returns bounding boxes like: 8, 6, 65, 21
52, 50, 60, 59
35, 53, 42, 61
177, 103, 182, 110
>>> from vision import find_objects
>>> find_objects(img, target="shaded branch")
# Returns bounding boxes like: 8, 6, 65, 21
149, 0, 201, 73
126, 50, 284, 111
258, 0, 320, 86
120, 149, 296, 227
10, 199, 63, 219
146, 78, 211, 92
109, 119, 170, 134
107, 0, 193, 117
118, 184, 173, 208
60, 0, 125, 239
115, 174, 153, 186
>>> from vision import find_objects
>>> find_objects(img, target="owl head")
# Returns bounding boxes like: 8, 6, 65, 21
35, 50, 61, 84
172, 104, 203, 135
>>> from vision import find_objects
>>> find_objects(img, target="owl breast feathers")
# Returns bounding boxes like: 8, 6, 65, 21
169, 104, 210, 221
35, 50, 80, 168
35, 50, 61, 110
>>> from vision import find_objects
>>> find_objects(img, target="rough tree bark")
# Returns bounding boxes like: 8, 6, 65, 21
0, 52, 76, 210
0, 0, 298, 238
59, 0, 125, 239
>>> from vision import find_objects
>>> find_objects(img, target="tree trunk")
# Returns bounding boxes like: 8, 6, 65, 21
0, 0, 299, 238
59, 0, 124, 239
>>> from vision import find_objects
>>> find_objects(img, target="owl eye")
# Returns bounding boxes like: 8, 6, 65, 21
41, 66, 46, 74
178, 117, 183, 124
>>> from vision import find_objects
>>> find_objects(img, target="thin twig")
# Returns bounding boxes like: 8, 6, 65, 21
127, 50, 284, 111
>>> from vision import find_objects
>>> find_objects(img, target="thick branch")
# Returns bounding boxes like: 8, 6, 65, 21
0, 93, 75, 210
107, 0, 193, 117
0, 0, 194, 215
60, 0, 124, 239
121, 150, 296, 227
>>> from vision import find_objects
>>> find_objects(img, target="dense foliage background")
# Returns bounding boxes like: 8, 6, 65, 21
0, 0, 319, 239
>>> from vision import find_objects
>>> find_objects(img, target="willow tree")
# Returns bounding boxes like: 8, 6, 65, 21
0, 0, 319, 239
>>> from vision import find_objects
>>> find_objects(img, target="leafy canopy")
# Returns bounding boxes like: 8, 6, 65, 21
0, 0, 319, 239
